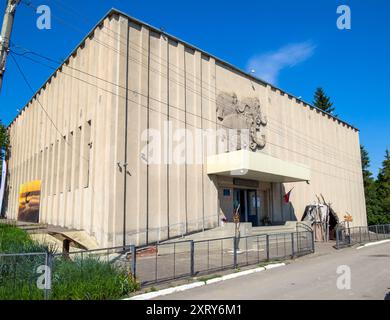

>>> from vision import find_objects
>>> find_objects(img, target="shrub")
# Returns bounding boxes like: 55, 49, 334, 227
0, 224, 140, 300
51, 257, 140, 300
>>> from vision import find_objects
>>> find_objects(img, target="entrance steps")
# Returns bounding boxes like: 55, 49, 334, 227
158, 221, 310, 254
251, 221, 301, 235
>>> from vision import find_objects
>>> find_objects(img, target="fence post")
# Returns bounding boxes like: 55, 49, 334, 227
291, 233, 295, 258
266, 234, 270, 261
233, 237, 238, 268
130, 245, 137, 280
190, 241, 195, 277
44, 252, 53, 300
311, 231, 315, 253
336, 227, 340, 249
376, 225, 379, 241
359, 227, 362, 244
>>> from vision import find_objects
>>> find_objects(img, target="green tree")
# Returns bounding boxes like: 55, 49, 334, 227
360, 145, 382, 225
313, 87, 336, 115
376, 149, 390, 223
0, 120, 9, 160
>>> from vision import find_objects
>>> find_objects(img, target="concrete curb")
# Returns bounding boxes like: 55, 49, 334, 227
126, 282, 205, 300
125, 263, 286, 300
356, 239, 390, 250
264, 263, 286, 269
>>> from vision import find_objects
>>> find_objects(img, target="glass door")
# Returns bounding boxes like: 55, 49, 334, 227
247, 190, 259, 226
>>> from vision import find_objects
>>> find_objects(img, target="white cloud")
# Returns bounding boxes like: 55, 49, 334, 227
246, 41, 316, 85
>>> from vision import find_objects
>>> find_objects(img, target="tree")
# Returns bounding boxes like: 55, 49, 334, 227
0, 120, 9, 160
376, 149, 390, 223
0, 120, 8, 218
360, 145, 382, 225
313, 87, 336, 115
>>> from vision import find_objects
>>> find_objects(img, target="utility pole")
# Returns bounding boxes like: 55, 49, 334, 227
0, 0, 21, 92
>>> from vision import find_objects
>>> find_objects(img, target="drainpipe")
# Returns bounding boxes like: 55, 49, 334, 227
122, 24, 130, 250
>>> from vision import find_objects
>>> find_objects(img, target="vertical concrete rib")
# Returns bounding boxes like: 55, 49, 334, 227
146, 31, 151, 244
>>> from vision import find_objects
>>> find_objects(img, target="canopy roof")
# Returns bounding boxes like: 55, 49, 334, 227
207, 150, 311, 183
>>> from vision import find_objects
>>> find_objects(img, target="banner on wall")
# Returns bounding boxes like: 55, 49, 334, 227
0, 159, 6, 216
18, 180, 41, 223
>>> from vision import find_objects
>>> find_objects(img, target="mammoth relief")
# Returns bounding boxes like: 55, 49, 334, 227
216, 92, 267, 151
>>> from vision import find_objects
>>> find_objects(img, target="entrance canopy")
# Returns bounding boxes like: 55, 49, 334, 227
207, 150, 310, 183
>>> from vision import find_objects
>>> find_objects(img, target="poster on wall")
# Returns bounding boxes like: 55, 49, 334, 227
18, 180, 41, 223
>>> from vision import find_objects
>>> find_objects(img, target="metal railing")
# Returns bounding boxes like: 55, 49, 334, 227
135, 230, 314, 285
336, 224, 390, 249
0, 251, 48, 300
1, 230, 314, 298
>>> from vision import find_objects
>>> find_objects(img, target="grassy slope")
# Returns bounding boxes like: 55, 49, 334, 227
0, 224, 139, 300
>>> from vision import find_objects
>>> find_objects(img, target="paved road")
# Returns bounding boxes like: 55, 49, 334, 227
156, 242, 390, 300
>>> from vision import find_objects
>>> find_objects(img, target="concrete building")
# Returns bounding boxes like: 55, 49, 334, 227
5, 9, 367, 247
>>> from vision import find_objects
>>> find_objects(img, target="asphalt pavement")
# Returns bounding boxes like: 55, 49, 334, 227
156, 242, 390, 300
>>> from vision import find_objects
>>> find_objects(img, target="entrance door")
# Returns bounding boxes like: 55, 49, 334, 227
247, 190, 259, 226
233, 189, 259, 226
233, 189, 247, 222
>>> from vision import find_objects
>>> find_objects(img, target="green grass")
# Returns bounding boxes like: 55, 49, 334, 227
257, 260, 280, 268
0, 223, 47, 253
198, 274, 221, 283
0, 224, 140, 300
51, 257, 139, 300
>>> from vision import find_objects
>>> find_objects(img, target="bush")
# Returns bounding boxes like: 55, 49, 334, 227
0, 223, 47, 253
0, 224, 139, 300
51, 257, 140, 300
0, 254, 46, 300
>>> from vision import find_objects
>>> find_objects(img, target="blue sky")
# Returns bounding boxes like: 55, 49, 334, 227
0, 0, 388, 176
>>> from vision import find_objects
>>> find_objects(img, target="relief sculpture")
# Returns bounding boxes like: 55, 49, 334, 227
216, 92, 267, 150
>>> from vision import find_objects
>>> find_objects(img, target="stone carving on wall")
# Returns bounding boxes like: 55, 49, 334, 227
216, 92, 267, 150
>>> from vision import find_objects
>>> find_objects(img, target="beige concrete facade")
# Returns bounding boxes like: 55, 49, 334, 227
5, 10, 367, 247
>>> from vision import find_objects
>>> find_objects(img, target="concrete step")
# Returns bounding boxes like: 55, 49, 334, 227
157, 222, 311, 255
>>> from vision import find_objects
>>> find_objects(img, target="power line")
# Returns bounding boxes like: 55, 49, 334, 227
21, 0, 359, 161
9, 49, 363, 182
10, 44, 361, 170
9, 7, 360, 163
10, 52, 89, 164
27, 0, 354, 136
12, 2, 363, 178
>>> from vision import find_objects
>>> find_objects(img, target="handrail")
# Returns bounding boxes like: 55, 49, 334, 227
296, 222, 312, 233
125, 214, 219, 238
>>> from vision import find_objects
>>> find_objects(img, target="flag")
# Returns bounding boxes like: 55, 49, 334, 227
283, 187, 294, 203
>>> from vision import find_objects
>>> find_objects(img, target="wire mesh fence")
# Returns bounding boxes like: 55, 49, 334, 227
0, 252, 48, 300
134, 230, 314, 285
193, 237, 235, 275
135, 240, 192, 285
0, 246, 139, 300
336, 224, 390, 249
1, 230, 314, 297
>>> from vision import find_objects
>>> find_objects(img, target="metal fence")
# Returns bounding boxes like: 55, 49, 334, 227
1, 230, 314, 298
0, 246, 137, 300
336, 224, 390, 249
135, 230, 314, 285
0, 252, 48, 300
